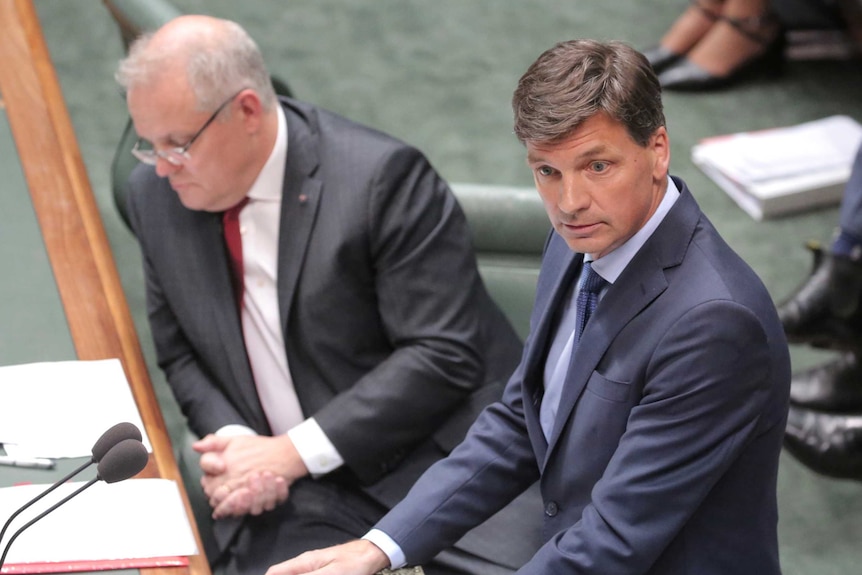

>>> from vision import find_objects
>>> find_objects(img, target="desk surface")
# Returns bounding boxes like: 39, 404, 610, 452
0, 1, 209, 574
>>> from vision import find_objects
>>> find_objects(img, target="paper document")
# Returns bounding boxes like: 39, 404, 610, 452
700, 115, 860, 183
0, 359, 151, 458
0, 479, 198, 565
692, 115, 862, 220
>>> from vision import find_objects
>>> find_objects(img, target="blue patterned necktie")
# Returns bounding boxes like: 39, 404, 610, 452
540, 261, 608, 440
574, 261, 607, 343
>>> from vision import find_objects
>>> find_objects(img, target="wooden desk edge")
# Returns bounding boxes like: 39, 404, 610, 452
0, 1, 210, 574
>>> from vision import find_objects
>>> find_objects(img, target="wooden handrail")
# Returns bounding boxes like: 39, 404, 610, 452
0, 1, 209, 574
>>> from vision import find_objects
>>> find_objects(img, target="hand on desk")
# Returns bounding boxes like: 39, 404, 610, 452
265, 539, 390, 575
194, 433, 309, 519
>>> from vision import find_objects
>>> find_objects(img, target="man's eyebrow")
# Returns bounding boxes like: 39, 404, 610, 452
526, 151, 543, 164
579, 145, 608, 157
527, 144, 609, 165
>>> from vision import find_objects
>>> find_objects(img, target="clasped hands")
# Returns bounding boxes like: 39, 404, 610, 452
194, 433, 308, 519
196, 435, 398, 575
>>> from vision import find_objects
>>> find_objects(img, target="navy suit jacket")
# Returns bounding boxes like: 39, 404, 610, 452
378, 179, 791, 574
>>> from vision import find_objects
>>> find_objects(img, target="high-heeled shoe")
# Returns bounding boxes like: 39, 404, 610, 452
641, 0, 722, 73
642, 46, 685, 74
658, 11, 785, 91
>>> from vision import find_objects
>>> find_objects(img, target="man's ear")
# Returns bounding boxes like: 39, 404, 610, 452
650, 126, 670, 180
236, 89, 264, 132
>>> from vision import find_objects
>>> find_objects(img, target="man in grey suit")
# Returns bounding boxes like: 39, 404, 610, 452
117, 14, 540, 575
267, 39, 791, 575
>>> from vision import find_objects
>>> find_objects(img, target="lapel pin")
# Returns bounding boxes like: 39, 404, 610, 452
298, 194, 308, 204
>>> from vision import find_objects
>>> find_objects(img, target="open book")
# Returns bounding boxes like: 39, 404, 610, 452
691, 115, 862, 220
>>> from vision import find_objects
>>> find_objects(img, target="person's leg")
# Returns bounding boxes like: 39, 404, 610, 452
642, 0, 724, 72
216, 475, 474, 575
778, 143, 862, 347
217, 476, 385, 575
837, 144, 862, 242
779, 144, 862, 411
657, 0, 725, 56
681, 0, 781, 77
428, 547, 516, 575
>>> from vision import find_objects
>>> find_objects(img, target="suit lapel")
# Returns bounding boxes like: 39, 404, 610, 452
542, 183, 701, 465
192, 212, 266, 424
276, 100, 323, 334
543, 258, 668, 462
522, 243, 580, 464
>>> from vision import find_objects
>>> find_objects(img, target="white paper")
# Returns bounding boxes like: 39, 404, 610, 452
0, 479, 197, 564
694, 115, 862, 184
692, 115, 862, 220
0, 359, 151, 458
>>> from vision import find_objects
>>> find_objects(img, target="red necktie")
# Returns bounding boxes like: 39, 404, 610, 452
223, 197, 250, 311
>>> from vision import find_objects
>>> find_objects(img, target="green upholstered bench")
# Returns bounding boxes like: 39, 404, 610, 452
450, 182, 548, 340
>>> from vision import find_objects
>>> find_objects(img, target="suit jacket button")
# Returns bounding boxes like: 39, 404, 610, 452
544, 501, 558, 517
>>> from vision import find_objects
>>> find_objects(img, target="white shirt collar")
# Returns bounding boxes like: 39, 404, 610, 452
246, 104, 288, 202
589, 175, 680, 283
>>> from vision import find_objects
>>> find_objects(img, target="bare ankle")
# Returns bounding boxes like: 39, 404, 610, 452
659, 0, 725, 55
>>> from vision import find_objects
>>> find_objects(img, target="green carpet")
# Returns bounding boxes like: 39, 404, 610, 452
31, 0, 862, 572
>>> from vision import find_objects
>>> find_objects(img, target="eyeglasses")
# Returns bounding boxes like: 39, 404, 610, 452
131, 88, 245, 166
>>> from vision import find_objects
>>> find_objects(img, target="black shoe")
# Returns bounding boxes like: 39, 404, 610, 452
778, 243, 862, 350
790, 352, 862, 412
784, 405, 862, 480
658, 12, 785, 91
642, 45, 684, 74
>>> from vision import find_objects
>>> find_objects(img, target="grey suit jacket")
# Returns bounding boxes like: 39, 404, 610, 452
127, 98, 540, 565
378, 180, 791, 574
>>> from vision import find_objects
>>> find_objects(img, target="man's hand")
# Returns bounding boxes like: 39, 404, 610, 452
265, 540, 390, 575
194, 433, 309, 518
209, 469, 288, 518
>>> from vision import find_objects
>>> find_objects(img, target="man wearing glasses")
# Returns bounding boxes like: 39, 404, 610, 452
117, 14, 539, 575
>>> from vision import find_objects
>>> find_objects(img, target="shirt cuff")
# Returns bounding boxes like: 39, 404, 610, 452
215, 424, 258, 437
363, 529, 405, 569
287, 417, 344, 476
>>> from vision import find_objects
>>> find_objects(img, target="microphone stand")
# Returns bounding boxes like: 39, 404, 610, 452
0, 478, 98, 570
0, 458, 93, 546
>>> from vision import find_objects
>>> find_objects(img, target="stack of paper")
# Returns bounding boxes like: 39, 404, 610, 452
691, 115, 862, 221
0, 479, 197, 572
0, 359, 151, 458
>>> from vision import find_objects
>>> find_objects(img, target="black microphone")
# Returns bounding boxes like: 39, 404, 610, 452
91, 422, 143, 462
0, 422, 142, 547
0, 438, 148, 569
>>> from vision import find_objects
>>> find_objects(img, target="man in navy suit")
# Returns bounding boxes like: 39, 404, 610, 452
267, 39, 791, 575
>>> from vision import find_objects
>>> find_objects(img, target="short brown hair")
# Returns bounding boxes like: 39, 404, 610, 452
512, 39, 664, 146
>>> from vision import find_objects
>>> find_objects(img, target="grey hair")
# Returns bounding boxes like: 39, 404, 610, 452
116, 19, 277, 112
512, 39, 665, 147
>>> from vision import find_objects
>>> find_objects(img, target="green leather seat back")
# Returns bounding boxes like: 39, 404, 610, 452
103, 0, 182, 49
451, 183, 549, 340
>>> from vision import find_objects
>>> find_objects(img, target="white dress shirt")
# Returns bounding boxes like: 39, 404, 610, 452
215, 105, 344, 476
